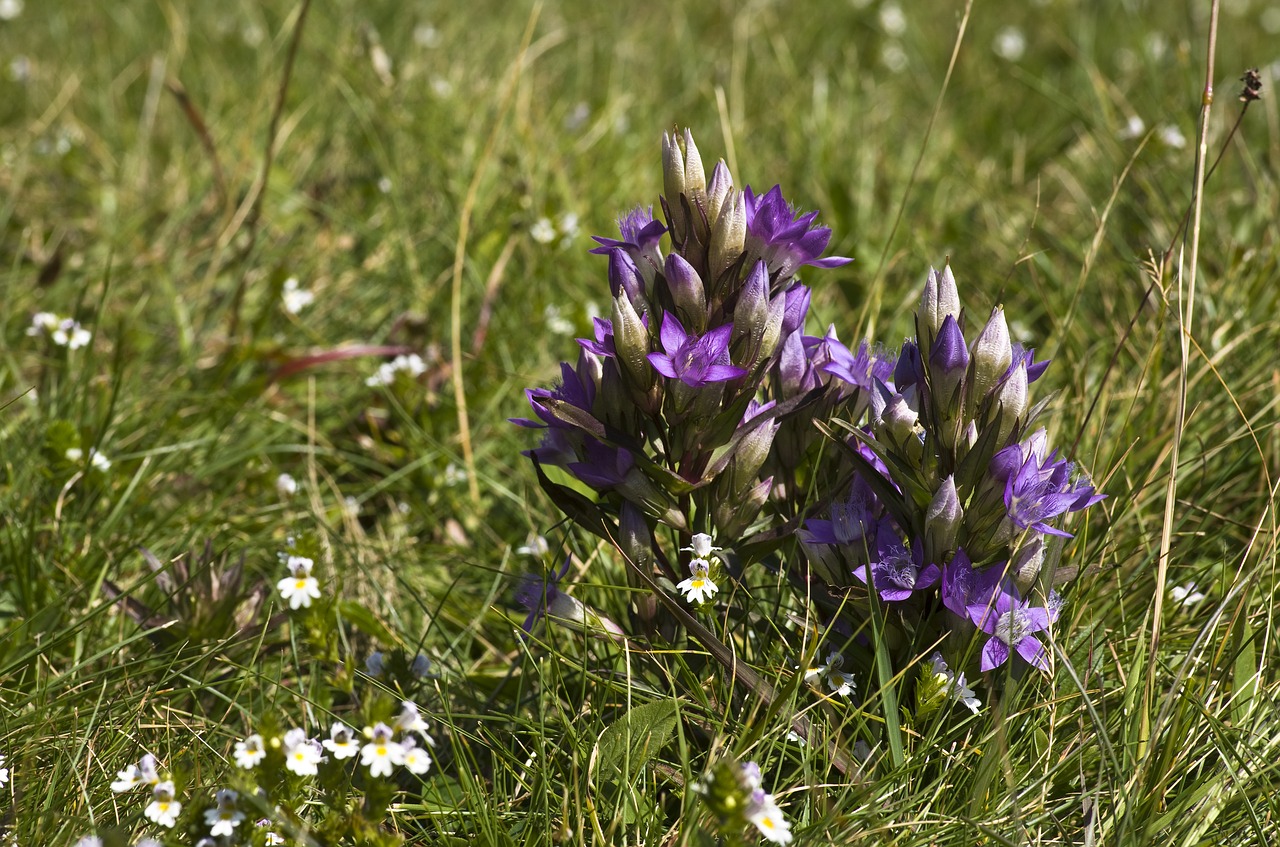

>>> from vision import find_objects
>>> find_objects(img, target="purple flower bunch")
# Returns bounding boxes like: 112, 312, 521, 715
515, 129, 856, 612
799, 265, 1104, 674
518, 128, 1104, 689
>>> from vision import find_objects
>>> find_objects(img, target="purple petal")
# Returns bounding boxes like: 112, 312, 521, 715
702, 363, 749, 382
981, 639, 1010, 671
647, 352, 678, 380
658, 313, 687, 355
1016, 636, 1049, 671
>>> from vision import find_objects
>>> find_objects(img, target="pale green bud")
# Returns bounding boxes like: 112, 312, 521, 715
970, 306, 1012, 400
612, 293, 651, 390
924, 475, 963, 564
917, 264, 960, 351
994, 360, 1028, 443
708, 190, 747, 286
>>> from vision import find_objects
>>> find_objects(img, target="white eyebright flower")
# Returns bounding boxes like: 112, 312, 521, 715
204, 788, 245, 837
529, 217, 556, 244
144, 780, 182, 828
276, 473, 298, 497
1170, 582, 1206, 607
929, 652, 981, 714
281, 277, 315, 314
322, 723, 360, 760
233, 734, 267, 769
282, 728, 323, 776
278, 556, 321, 609
360, 722, 407, 778
676, 558, 718, 605
402, 737, 433, 775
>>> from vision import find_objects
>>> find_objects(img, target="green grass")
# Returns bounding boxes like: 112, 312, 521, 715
2, 0, 1280, 844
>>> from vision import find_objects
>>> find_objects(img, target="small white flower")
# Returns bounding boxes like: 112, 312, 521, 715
529, 217, 556, 244
278, 556, 321, 609
377, 176, 393, 194
682, 533, 721, 559
1159, 124, 1187, 149
233, 734, 267, 769
881, 42, 908, 73
443, 463, 468, 486
879, 2, 906, 36
282, 728, 323, 776
366, 353, 427, 387
264, 831, 285, 846
27, 312, 59, 335
929, 652, 981, 714
785, 730, 807, 748
1118, 115, 1146, 140
395, 701, 434, 742
806, 651, 856, 699
557, 211, 580, 241
402, 738, 433, 775
144, 780, 182, 828
993, 26, 1027, 61
52, 318, 92, 349
276, 473, 298, 497
322, 723, 360, 760
746, 792, 792, 845
676, 559, 718, 605
0, 0, 23, 22
110, 763, 141, 792
137, 753, 161, 786
73, 838, 103, 847
0, 752, 8, 786
204, 788, 245, 837
1170, 582, 1206, 607
136, 840, 164, 847
361, 722, 407, 778
281, 277, 315, 315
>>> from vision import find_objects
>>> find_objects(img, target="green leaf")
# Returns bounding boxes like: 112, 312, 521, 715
1231, 615, 1258, 725
595, 699, 679, 781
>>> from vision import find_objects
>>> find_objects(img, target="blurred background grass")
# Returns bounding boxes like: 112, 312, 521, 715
2, 0, 1280, 843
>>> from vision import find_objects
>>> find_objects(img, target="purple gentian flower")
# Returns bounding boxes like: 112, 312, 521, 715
567, 440, 634, 491
743, 185, 853, 277
515, 557, 575, 634
577, 317, 616, 358
822, 339, 895, 393
1009, 342, 1050, 384
512, 359, 598, 430
800, 476, 879, 547
941, 549, 1002, 619
590, 206, 667, 256
993, 429, 1105, 538
852, 524, 941, 602
647, 313, 747, 388
967, 581, 1054, 672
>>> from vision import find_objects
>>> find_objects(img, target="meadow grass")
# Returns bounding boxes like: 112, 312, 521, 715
2, 0, 1279, 844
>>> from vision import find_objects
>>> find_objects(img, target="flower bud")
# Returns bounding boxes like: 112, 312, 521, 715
727, 415, 779, 496
928, 314, 969, 406
876, 388, 920, 445
619, 501, 658, 627
781, 284, 810, 336
664, 253, 707, 333
731, 261, 769, 362
611, 293, 652, 390
917, 264, 960, 351
756, 291, 787, 364
970, 306, 1012, 400
993, 360, 1028, 443
924, 475, 963, 564
662, 130, 706, 246
894, 340, 924, 390
715, 475, 771, 538
708, 190, 747, 289
1012, 535, 1046, 594
706, 160, 734, 230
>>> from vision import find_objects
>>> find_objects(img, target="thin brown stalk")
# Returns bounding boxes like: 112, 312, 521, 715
1143, 0, 1219, 762
166, 80, 229, 209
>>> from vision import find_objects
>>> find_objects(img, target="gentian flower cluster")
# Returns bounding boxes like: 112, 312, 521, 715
519, 130, 1104, 745
798, 265, 1103, 683
517, 128, 853, 615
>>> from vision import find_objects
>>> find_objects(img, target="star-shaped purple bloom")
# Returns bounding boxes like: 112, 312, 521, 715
646, 313, 747, 388
512, 359, 597, 430
852, 524, 941, 602
967, 581, 1054, 672
590, 206, 667, 256
993, 429, 1105, 538
743, 185, 852, 277
577, 317, 616, 358
800, 476, 879, 547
